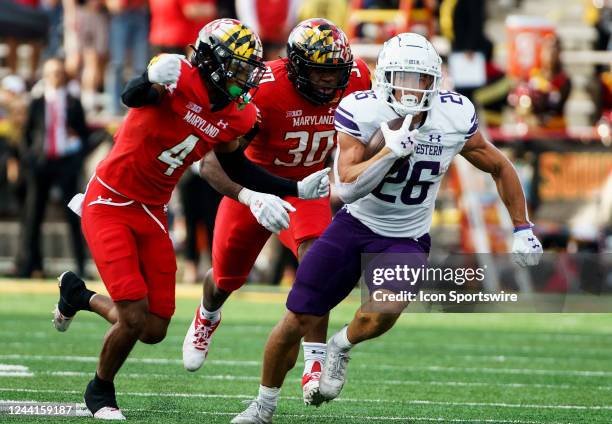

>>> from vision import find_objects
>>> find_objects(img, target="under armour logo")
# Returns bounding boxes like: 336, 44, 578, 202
429, 134, 442, 143
528, 237, 534, 242
532, 244, 540, 249
328, 107, 335, 114
217, 119, 228, 129
401, 137, 413, 149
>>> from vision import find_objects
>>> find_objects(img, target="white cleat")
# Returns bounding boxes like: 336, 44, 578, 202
52, 271, 88, 332
52, 304, 73, 332
182, 306, 221, 372
231, 399, 274, 424
302, 360, 325, 406
319, 332, 351, 401
92, 407, 126, 420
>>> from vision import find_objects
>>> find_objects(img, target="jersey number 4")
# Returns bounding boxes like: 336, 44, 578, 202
158, 135, 199, 176
274, 130, 335, 167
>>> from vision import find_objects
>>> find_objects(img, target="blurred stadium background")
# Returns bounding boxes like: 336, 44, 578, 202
0, 0, 610, 291
0, 1, 611, 423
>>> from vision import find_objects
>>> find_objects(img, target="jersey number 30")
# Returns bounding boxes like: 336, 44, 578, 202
274, 130, 335, 167
158, 134, 199, 176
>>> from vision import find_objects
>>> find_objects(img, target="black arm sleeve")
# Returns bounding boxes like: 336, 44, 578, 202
215, 147, 298, 197
121, 72, 162, 107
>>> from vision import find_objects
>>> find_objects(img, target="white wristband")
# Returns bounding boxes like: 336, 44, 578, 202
238, 187, 254, 205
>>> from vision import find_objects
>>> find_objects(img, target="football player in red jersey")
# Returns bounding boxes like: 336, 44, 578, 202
182, 18, 371, 405
50, 19, 330, 420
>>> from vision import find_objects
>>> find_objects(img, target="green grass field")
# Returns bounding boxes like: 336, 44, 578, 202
1, 280, 611, 423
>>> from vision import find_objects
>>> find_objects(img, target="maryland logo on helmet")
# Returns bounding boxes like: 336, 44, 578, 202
288, 18, 353, 65
191, 18, 265, 105
286, 18, 354, 105
201, 18, 263, 63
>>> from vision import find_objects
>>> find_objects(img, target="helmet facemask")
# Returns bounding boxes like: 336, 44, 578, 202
377, 68, 440, 116
374, 32, 443, 116
288, 53, 353, 105
191, 40, 266, 106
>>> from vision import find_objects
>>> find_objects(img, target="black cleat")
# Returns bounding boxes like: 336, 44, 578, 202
52, 271, 92, 332
84, 377, 125, 420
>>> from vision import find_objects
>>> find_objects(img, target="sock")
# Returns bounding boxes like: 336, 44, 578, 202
93, 372, 114, 391
302, 342, 326, 375
200, 299, 221, 323
333, 326, 353, 350
78, 289, 96, 312
257, 384, 280, 410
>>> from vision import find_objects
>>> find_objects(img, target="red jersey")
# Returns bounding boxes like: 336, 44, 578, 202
96, 58, 257, 205
245, 57, 371, 180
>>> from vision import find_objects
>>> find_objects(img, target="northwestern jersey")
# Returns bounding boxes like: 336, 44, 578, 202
96, 57, 258, 205
245, 57, 371, 180
334, 89, 478, 238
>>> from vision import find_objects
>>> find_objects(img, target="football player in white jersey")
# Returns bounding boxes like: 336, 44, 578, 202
231, 33, 543, 423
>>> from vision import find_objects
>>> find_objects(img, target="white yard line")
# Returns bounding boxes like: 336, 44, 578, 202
0, 387, 609, 411
0, 364, 32, 377
125, 407, 571, 424
9, 370, 609, 392
0, 400, 570, 424
1, 354, 611, 378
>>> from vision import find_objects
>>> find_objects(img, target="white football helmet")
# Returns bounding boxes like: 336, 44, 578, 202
375, 33, 442, 116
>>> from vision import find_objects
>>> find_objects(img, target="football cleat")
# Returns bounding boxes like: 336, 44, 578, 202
231, 399, 274, 424
302, 360, 325, 406
319, 332, 351, 401
52, 271, 87, 332
92, 407, 126, 420
52, 305, 73, 332
84, 379, 125, 420
182, 306, 221, 371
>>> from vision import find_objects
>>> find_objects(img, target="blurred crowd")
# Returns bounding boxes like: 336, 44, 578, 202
0, 0, 610, 280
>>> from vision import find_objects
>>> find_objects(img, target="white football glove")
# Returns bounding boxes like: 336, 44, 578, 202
511, 227, 543, 267
297, 167, 330, 200
380, 114, 417, 158
238, 188, 295, 234
147, 54, 181, 85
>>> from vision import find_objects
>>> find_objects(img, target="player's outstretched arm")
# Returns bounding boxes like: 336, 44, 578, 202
211, 140, 329, 200
460, 130, 543, 266
200, 145, 295, 234
334, 124, 413, 204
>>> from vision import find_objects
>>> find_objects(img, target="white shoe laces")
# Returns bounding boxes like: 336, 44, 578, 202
238, 399, 270, 423
327, 350, 350, 380
192, 322, 215, 350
